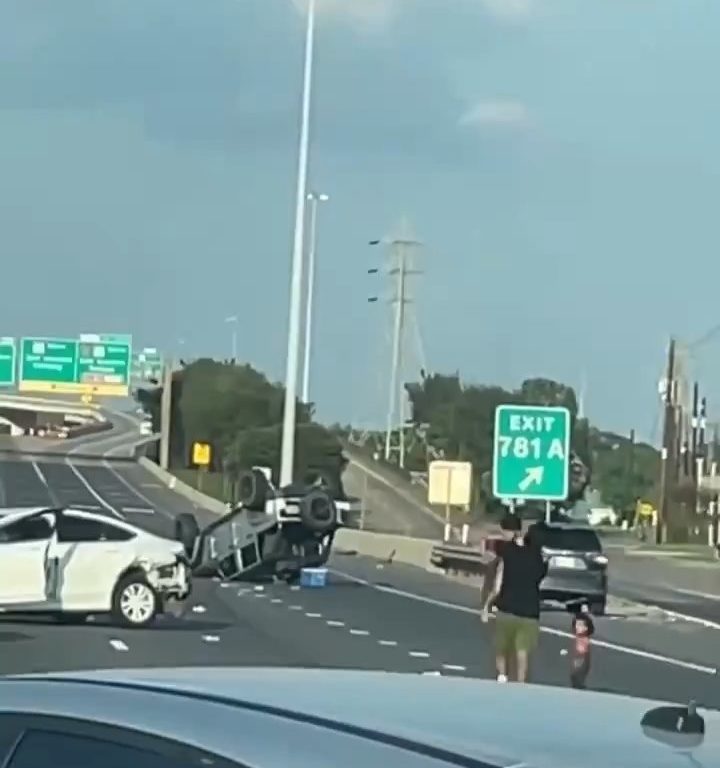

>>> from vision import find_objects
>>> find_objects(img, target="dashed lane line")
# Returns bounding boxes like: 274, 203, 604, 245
31, 461, 58, 506
64, 460, 123, 519
330, 568, 718, 676
101, 460, 176, 521
240, 585, 469, 676
109, 639, 128, 652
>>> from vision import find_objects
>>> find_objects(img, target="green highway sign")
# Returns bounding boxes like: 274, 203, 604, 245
492, 404, 571, 501
77, 335, 132, 395
132, 347, 163, 382
0, 337, 16, 387
19, 334, 132, 397
19, 338, 78, 391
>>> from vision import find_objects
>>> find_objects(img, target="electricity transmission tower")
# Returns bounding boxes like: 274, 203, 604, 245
368, 219, 426, 469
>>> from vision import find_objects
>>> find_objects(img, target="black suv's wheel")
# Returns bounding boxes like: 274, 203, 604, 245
299, 489, 337, 534
237, 469, 270, 511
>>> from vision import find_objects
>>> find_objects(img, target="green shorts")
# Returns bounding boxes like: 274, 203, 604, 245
495, 611, 540, 655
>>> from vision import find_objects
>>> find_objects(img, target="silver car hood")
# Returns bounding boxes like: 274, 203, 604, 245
22, 667, 720, 768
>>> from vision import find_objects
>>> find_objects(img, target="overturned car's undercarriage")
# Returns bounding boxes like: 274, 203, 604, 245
174, 467, 350, 583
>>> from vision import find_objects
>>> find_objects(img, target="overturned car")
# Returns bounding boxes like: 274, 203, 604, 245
176, 468, 353, 583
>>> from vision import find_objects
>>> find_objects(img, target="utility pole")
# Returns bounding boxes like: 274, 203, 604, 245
159, 359, 173, 471
385, 241, 407, 463
657, 338, 677, 544
301, 191, 329, 405
383, 231, 422, 468
279, 0, 317, 488
625, 428, 635, 514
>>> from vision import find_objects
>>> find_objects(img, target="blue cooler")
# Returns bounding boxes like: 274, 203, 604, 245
300, 567, 328, 588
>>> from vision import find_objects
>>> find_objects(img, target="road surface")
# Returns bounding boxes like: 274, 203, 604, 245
0, 447, 719, 710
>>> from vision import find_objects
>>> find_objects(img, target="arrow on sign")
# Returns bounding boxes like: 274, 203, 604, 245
518, 466, 544, 492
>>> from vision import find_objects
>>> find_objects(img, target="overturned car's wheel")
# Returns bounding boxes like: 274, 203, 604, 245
299, 489, 337, 534
237, 468, 270, 511
112, 572, 159, 628
175, 512, 200, 558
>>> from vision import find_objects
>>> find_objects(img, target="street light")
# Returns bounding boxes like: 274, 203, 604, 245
224, 315, 238, 362
301, 191, 329, 405
280, 0, 317, 488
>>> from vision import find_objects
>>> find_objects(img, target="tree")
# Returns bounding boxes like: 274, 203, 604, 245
135, 359, 340, 488
403, 371, 652, 511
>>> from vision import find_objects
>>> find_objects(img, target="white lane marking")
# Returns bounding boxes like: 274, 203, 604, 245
442, 664, 466, 672
326, 620, 345, 627
331, 569, 718, 676
122, 506, 154, 515
271, 598, 283, 604
349, 629, 369, 636
202, 635, 220, 643
409, 651, 430, 658
254, 593, 265, 598
305, 612, 322, 618
102, 460, 175, 520
31, 462, 53, 500
378, 639, 397, 646
645, 606, 720, 631
109, 639, 128, 652
192, 605, 207, 614
254, 586, 264, 592
422, 671, 442, 676
672, 586, 720, 601
289, 605, 303, 611
64, 460, 124, 519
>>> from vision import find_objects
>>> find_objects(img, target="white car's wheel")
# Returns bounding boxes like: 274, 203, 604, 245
112, 573, 159, 628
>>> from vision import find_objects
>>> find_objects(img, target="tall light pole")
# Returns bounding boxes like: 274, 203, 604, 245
224, 315, 238, 362
280, 0, 317, 487
301, 191, 329, 405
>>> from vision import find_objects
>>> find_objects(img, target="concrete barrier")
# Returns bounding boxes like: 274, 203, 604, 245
138, 457, 227, 515
334, 528, 436, 568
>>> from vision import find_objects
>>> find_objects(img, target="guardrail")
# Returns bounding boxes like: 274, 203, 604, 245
429, 543, 490, 574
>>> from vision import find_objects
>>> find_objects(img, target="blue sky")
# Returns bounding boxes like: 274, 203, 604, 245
1, 0, 719, 440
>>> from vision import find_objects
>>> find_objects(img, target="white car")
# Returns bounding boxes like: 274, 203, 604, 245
0, 507, 191, 627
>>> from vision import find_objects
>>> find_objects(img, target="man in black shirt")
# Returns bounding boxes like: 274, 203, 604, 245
481, 514, 547, 683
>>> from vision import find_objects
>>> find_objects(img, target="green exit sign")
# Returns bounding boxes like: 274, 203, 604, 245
492, 404, 571, 501
19, 334, 132, 397
0, 337, 16, 387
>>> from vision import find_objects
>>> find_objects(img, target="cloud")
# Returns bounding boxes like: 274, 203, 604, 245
292, 0, 400, 27
479, 0, 534, 21
459, 100, 530, 128
293, 0, 533, 28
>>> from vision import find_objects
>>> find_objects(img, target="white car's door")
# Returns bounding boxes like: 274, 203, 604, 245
0, 513, 54, 606
49, 512, 138, 611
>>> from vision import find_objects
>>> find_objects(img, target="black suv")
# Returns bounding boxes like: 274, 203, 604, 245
530, 523, 608, 615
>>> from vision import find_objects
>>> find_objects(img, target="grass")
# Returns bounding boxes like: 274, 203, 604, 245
174, 468, 228, 502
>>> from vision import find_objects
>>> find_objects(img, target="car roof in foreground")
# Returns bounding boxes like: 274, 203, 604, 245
5, 668, 718, 768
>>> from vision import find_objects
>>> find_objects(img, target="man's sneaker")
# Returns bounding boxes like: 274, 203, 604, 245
496, 674, 508, 683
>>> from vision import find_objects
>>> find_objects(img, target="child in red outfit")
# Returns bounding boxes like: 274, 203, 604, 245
570, 610, 594, 689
